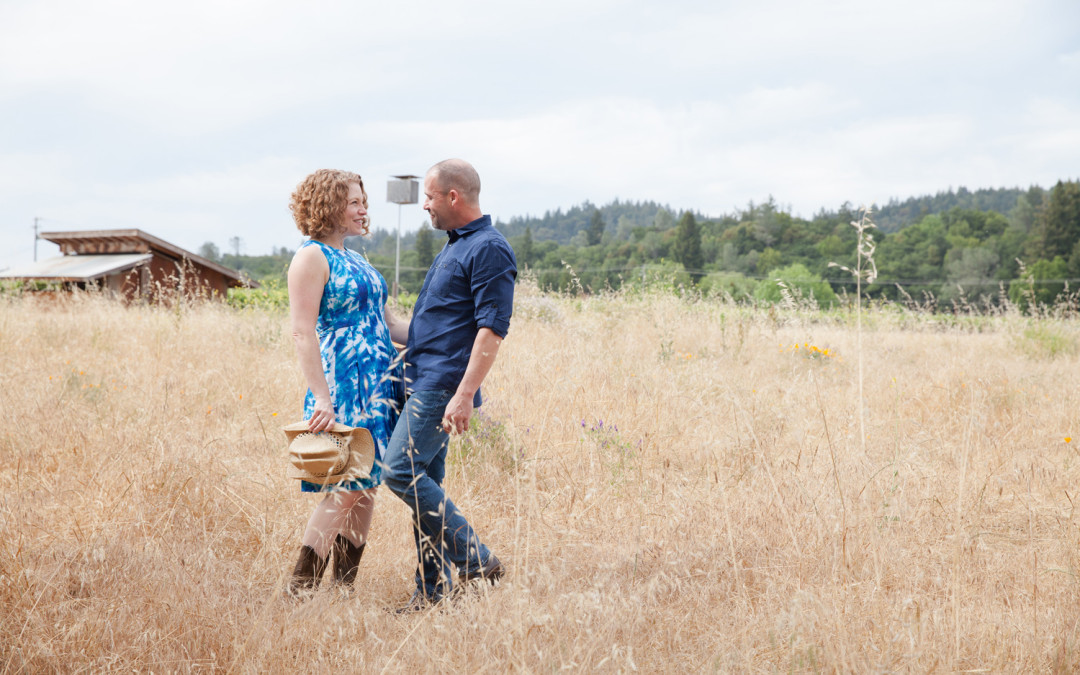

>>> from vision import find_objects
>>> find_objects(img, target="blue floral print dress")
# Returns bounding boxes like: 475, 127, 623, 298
299, 240, 402, 493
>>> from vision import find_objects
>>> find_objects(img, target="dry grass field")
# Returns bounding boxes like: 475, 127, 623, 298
1, 283, 1079, 672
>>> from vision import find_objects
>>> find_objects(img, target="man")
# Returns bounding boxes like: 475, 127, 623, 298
382, 158, 517, 610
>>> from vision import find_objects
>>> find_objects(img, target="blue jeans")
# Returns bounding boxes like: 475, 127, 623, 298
382, 390, 491, 598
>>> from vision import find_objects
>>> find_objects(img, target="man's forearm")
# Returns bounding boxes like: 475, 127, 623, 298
455, 327, 503, 399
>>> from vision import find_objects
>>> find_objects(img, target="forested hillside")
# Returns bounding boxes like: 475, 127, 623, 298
493, 181, 1079, 308
872, 186, 1034, 233
209, 181, 1080, 309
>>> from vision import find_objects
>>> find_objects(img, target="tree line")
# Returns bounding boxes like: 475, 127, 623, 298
497, 181, 1080, 309
205, 180, 1080, 309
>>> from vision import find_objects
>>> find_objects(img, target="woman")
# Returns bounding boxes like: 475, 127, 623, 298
285, 169, 408, 597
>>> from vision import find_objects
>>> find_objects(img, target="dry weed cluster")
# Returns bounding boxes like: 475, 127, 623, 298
1, 284, 1078, 672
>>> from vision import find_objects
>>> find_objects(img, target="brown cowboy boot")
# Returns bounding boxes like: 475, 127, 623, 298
285, 545, 329, 599
331, 534, 366, 586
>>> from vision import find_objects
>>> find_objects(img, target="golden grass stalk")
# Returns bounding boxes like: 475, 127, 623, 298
829, 206, 879, 455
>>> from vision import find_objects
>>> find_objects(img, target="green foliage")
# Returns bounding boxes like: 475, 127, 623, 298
671, 211, 703, 272
698, 271, 757, 302
1014, 321, 1078, 359
224, 278, 417, 315
586, 209, 605, 246
1008, 257, 1070, 311
214, 248, 293, 283
415, 225, 435, 270
0, 278, 61, 296
940, 245, 1000, 304
623, 261, 691, 294
757, 247, 783, 276
388, 292, 418, 313
873, 186, 1031, 233
226, 277, 289, 312
753, 263, 838, 307
512, 227, 534, 267
496, 199, 673, 245
200, 180, 1080, 308
1027, 180, 1080, 261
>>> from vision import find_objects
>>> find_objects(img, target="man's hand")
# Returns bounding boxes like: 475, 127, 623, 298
439, 327, 502, 435
441, 392, 474, 435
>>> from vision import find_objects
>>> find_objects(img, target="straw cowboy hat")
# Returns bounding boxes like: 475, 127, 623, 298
281, 421, 375, 485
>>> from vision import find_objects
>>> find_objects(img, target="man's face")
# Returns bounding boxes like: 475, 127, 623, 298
423, 173, 452, 231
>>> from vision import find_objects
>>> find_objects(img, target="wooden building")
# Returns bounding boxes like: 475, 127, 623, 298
0, 229, 255, 300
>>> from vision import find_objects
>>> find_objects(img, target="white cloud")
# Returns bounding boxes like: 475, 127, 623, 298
654, 0, 1032, 75
346, 98, 991, 218
0, 157, 312, 266
1058, 50, 1080, 67
1014, 99, 1080, 179
1, 0, 1078, 271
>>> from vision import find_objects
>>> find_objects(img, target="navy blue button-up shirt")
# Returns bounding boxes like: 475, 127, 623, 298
405, 215, 517, 407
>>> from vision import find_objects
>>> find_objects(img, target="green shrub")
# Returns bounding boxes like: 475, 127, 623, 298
227, 279, 289, 312
698, 271, 757, 302
753, 263, 839, 307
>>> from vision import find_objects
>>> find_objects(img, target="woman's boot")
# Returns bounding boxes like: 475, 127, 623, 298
285, 545, 328, 599
332, 534, 366, 586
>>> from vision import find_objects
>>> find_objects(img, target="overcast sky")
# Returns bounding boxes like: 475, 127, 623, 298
1, 0, 1078, 270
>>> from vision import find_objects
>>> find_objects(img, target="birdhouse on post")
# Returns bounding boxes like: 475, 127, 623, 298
387, 175, 420, 298
387, 175, 419, 205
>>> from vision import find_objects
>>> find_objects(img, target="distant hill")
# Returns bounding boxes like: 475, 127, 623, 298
495, 186, 1047, 243
869, 186, 1037, 233
495, 199, 679, 245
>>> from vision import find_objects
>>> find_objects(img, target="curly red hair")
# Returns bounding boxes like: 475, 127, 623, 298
289, 169, 369, 238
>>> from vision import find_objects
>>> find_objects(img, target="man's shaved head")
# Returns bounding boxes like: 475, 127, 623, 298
427, 159, 481, 205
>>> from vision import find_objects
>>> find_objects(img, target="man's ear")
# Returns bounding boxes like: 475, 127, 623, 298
447, 189, 459, 206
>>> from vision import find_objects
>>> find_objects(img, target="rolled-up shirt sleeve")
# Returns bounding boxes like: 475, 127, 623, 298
471, 240, 517, 338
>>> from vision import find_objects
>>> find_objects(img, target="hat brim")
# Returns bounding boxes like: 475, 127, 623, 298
282, 420, 355, 441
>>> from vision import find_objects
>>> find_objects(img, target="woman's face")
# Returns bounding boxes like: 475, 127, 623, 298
337, 182, 368, 237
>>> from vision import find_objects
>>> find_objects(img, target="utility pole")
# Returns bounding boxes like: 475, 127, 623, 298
33, 217, 40, 261
395, 203, 402, 295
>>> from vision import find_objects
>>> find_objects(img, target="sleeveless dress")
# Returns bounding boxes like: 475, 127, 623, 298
299, 240, 403, 493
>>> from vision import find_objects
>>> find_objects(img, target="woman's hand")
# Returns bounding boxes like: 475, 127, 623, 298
306, 395, 336, 432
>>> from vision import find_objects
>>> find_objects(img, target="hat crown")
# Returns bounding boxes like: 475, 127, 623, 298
288, 431, 351, 477
282, 421, 375, 485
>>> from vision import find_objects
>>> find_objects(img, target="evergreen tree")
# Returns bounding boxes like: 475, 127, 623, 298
672, 211, 703, 272
415, 225, 435, 271
654, 208, 675, 231
586, 208, 605, 246
520, 227, 534, 266
1031, 180, 1080, 260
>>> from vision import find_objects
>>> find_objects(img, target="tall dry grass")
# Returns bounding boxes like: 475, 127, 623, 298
1, 284, 1079, 672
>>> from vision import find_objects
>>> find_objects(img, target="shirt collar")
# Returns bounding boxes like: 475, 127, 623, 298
446, 215, 490, 243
